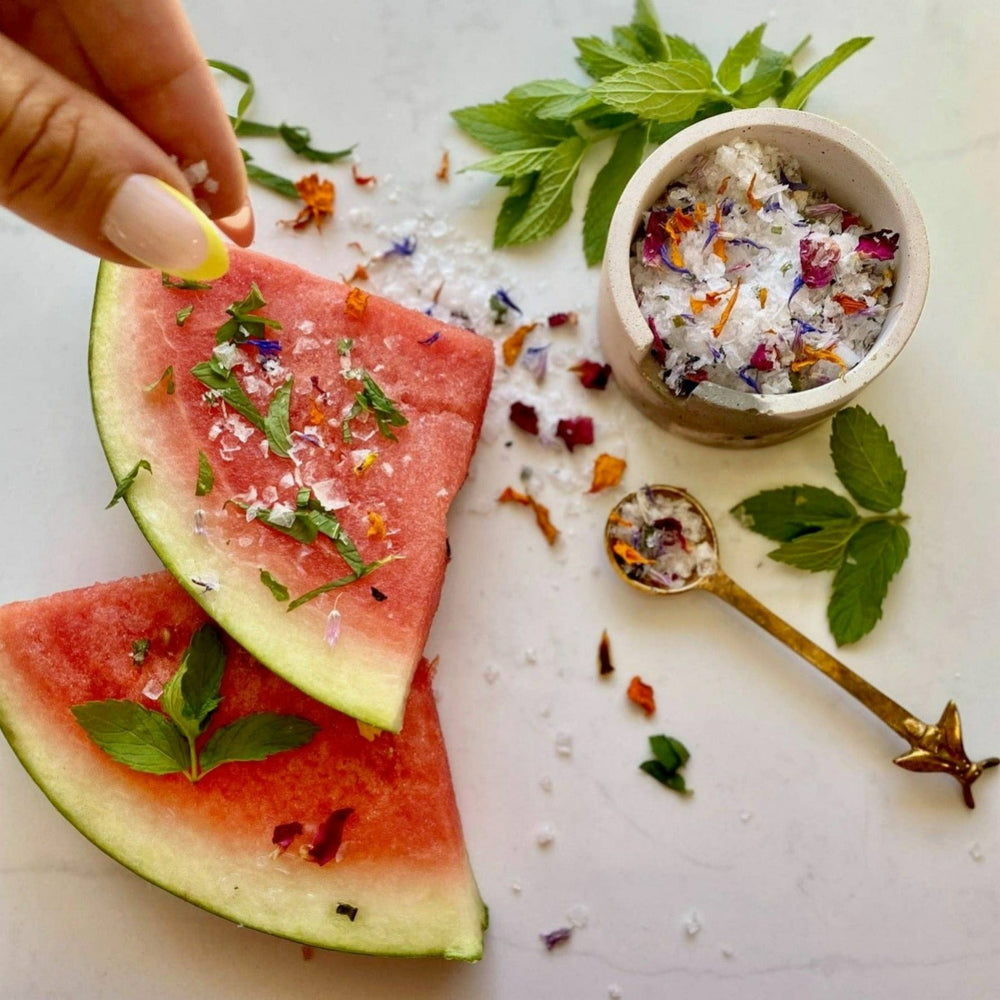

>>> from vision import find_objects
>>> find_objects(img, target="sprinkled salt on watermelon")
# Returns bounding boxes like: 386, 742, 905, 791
89, 249, 495, 731
0, 573, 486, 959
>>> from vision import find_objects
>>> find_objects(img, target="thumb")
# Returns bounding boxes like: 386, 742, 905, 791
0, 34, 231, 282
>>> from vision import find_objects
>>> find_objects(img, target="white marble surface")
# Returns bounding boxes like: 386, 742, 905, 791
2, 2, 999, 997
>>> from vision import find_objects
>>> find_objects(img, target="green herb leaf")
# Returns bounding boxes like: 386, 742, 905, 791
495, 136, 587, 247
259, 569, 290, 602
162, 273, 213, 291
590, 60, 715, 123
493, 174, 538, 248
731, 485, 859, 541
277, 123, 354, 163
107, 459, 152, 509
175, 305, 194, 326
640, 733, 692, 794
780, 37, 873, 110
630, 0, 668, 60
191, 359, 265, 433
351, 372, 409, 441
462, 148, 556, 178
505, 78, 599, 121
264, 378, 293, 458
198, 712, 319, 774
130, 638, 150, 667
830, 407, 906, 513
195, 450, 214, 497
287, 559, 389, 611
717, 23, 767, 92
573, 35, 643, 80
71, 700, 189, 775
144, 366, 175, 395
208, 59, 254, 131
160, 624, 227, 741
242, 152, 300, 199
828, 520, 910, 645
450, 102, 574, 153
582, 122, 649, 266
768, 519, 861, 572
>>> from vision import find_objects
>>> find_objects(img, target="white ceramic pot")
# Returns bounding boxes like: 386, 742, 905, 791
597, 108, 929, 447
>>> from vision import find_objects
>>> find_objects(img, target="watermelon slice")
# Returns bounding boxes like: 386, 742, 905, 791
89, 249, 494, 731
0, 573, 487, 959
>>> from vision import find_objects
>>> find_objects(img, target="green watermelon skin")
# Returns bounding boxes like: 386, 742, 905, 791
89, 250, 494, 731
0, 573, 486, 959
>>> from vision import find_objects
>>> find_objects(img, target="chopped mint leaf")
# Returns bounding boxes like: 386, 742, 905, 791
337, 338, 354, 356
144, 366, 175, 395
71, 700, 190, 775
640, 733, 692, 794
347, 371, 408, 441
195, 450, 215, 496
161, 273, 213, 290
215, 282, 282, 346
175, 305, 194, 326
130, 638, 150, 667
242, 152, 300, 200
259, 568, 290, 602
830, 407, 906, 513
191, 358, 265, 433
106, 459, 152, 508
780, 37, 873, 110
198, 712, 319, 774
263, 378, 293, 457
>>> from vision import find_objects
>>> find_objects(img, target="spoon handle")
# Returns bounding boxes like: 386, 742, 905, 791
704, 571, 998, 807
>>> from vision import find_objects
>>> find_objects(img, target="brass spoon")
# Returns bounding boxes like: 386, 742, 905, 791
605, 485, 998, 808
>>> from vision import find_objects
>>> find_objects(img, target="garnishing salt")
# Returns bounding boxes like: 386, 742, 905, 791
631, 139, 899, 395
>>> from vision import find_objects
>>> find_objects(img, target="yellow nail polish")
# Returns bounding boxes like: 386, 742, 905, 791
101, 175, 229, 281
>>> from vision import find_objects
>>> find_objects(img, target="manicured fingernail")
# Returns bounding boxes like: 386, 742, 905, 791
214, 195, 255, 247
101, 175, 229, 281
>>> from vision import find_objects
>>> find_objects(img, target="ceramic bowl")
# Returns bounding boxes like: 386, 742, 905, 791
597, 108, 929, 447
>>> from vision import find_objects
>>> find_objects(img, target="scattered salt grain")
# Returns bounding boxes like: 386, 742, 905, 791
554, 732, 573, 758
483, 665, 500, 684
608, 986, 624, 999
970, 842, 985, 862
535, 823, 556, 847
683, 910, 703, 937
538, 774, 553, 793
567, 903, 589, 928
141, 678, 163, 701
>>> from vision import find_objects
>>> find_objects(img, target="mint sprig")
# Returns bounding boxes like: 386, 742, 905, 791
731, 407, 909, 645
452, 0, 871, 264
640, 734, 692, 794
72, 624, 318, 782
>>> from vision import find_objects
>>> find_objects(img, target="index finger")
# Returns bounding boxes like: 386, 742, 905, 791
54, 0, 247, 223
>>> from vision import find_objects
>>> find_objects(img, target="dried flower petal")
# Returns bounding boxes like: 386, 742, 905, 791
307, 807, 354, 866
285, 173, 335, 231
346, 263, 369, 283
555, 416, 594, 452
612, 540, 655, 566
547, 311, 578, 328
799, 233, 841, 288
540, 927, 573, 951
509, 401, 540, 436
856, 229, 899, 260
502, 322, 537, 366
345, 286, 369, 319
272, 821, 304, 851
436, 150, 450, 182
628, 675, 656, 716
351, 164, 376, 186
588, 453, 626, 493
366, 511, 386, 540
833, 293, 868, 314
597, 629, 614, 676
498, 486, 559, 545
570, 359, 612, 390
325, 608, 342, 647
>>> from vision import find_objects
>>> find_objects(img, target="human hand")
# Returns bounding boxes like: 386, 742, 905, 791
0, 0, 251, 281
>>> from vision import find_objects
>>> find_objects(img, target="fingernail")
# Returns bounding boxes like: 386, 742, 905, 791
214, 195, 255, 247
101, 175, 229, 281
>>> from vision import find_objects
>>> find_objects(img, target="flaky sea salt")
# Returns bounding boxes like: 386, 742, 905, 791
631, 139, 898, 395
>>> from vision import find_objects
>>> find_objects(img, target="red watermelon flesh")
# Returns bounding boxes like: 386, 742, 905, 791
89, 249, 495, 731
0, 572, 486, 959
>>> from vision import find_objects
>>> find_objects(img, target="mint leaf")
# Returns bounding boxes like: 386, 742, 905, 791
276, 123, 353, 163
243, 152, 299, 200
351, 372, 408, 441
199, 713, 319, 774
780, 37, 873, 110
191, 359, 265, 432
71, 700, 189, 775
630, 0, 668, 60
830, 407, 906, 513
498, 136, 587, 246
260, 569, 290, 602
731, 485, 858, 541
207, 59, 254, 131
145, 366, 176, 395
582, 122, 649, 266
506, 79, 599, 121
195, 450, 214, 497
730, 44, 794, 107
590, 60, 715, 123
640, 733, 692, 794
161, 624, 227, 741
450, 102, 574, 152
768, 519, 861, 572
717, 23, 766, 92
662, 34, 712, 71
264, 378, 293, 457
493, 174, 537, 248
463, 148, 555, 178
828, 520, 909, 645
107, 459, 151, 509
574, 35, 642, 80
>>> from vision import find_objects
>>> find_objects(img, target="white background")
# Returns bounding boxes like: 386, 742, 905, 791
2, 2, 999, 998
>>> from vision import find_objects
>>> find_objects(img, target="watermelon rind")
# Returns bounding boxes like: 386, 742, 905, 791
88, 252, 494, 731
0, 574, 487, 959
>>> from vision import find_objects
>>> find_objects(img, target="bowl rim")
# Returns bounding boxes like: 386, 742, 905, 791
601, 107, 930, 418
